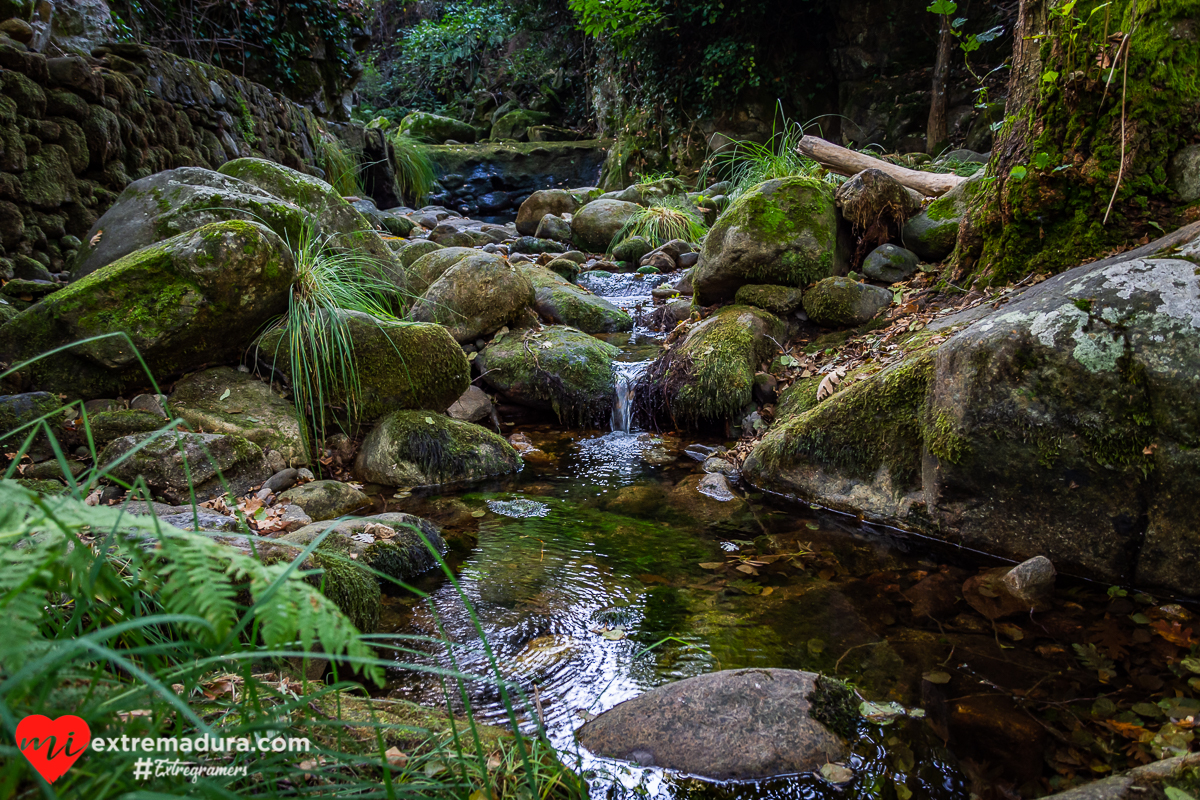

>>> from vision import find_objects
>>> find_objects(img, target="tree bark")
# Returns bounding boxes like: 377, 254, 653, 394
797, 136, 966, 196
926, 14, 954, 156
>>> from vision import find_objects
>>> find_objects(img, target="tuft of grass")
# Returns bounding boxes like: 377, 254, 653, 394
610, 196, 708, 251
389, 133, 436, 207
261, 223, 405, 446
701, 111, 842, 199
316, 134, 366, 197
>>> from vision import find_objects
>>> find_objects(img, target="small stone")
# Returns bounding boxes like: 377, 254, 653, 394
255, 487, 273, 502
802, 276, 893, 328
697, 472, 737, 501
678, 251, 699, 268
862, 244, 920, 284
277, 503, 312, 533
685, 444, 717, 461
641, 251, 676, 271
263, 467, 299, 494
447, 385, 493, 424
642, 446, 677, 466
1000, 555, 1056, 605
278, 480, 370, 522
753, 372, 778, 404
296, 468, 315, 481
702, 456, 736, 475
129, 393, 168, 418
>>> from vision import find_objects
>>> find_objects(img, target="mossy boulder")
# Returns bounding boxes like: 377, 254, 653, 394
734, 284, 804, 316
520, 264, 632, 334
571, 199, 640, 253
534, 214, 573, 242
901, 176, 975, 262
515, 188, 584, 236
355, 411, 520, 487
281, 512, 446, 582
490, 109, 552, 141
692, 177, 840, 305
255, 310, 469, 424
1, 221, 294, 398
277, 480, 370, 521
397, 111, 477, 144
0, 391, 62, 460
545, 257, 581, 282
803, 276, 893, 327
406, 246, 476, 296
395, 238, 443, 269
476, 325, 619, 426
169, 367, 308, 467
611, 235, 653, 264
746, 227, 1200, 597
638, 305, 785, 429
217, 158, 401, 284
408, 252, 535, 343
72, 168, 306, 281
862, 244, 920, 283
262, 534, 381, 633
99, 430, 272, 504
87, 409, 169, 448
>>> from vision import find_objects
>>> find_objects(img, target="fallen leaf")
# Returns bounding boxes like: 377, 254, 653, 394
219, 388, 231, 401
384, 747, 407, 768
698, 562, 725, 570
90, 230, 103, 246
923, 670, 952, 684
819, 763, 854, 784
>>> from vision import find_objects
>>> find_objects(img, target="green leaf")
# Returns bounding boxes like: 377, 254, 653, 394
219, 389, 231, 401
1009, 165, 1028, 180
1165, 788, 1198, 800
1181, 656, 1200, 674
926, 0, 957, 14
1042, 69, 1060, 83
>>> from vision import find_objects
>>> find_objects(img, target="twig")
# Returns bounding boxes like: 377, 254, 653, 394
834, 640, 886, 673
1103, 1, 1137, 226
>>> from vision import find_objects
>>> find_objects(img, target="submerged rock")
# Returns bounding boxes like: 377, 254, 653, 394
476, 326, 619, 426
692, 177, 840, 305
2, 221, 294, 398
520, 264, 632, 333
803, 276, 893, 327
408, 252, 535, 343
355, 411, 521, 487
577, 669, 853, 780
169, 367, 307, 467
638, 305, 785, 429
745, 224, 1200, 596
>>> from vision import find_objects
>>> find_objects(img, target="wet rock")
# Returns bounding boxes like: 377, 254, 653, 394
571, 199, 640, 253
406, 246, 476, 296
355, 411, 521, 487
697, 472, 738, 501
122, 501, 241, 532
1039, 753, 1200, 800
577, 669, 851, 780
544, 256, 580, 282
735, 284, 805, 316
277, 480, 369, 521
511, 236, 566, 255
408, 252, 535, 343
263, 468, 299, 494
169, 367, 308, 467
963, 556, 1056, 619
256, 311, 469, 423
638, 305, 785, 428
642, 251, 675, 272
692, 178, 841, 305
641, 446, 677, 466
678, 251, 699, 268
702, 456, 736, 475
99, 431, 272, 504
802, 276, 893, 327
447, 385, 493, 424
519, 264, 632, 334
476, 325, 619, 426
684, 444, 718, 461
611, 235, 652, 264
280, 512, 446, 582
863, 244, 920, 283
3, 222, 294, 399
534, 214, 572, 242
515, 189, 584, 236
744, 223, 1200, 595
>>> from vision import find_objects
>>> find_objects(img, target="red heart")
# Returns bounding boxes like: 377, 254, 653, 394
15, 715, 91, 784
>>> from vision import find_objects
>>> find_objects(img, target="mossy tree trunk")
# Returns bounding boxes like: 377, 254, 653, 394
952, 0, 1200, 286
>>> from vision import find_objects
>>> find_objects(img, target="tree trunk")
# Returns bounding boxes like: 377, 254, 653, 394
952, 0, 1200, 286
926, 14, 954, 156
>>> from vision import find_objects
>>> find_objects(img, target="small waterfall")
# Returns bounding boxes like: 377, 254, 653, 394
610, 361, 650, 433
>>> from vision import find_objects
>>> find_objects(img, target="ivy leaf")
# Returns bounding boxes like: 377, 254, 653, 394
1010, 165, 1028, 180
926, 0, 957, 14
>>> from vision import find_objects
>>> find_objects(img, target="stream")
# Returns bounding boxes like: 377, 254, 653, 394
367, 271, 1198, 799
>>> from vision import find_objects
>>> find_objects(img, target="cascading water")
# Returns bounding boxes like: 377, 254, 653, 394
610, 360, 650, 433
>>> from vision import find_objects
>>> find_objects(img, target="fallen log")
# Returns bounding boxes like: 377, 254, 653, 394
797, 135, 967, 197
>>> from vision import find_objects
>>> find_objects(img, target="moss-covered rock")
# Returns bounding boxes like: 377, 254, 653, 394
490, 109, 552, 141
395, 238, 444, 269
1, 221, 294, 398
476, 325, 619, 426
520, 264, 632, 333
99, 430, 272, 503
217, 158, 401, 282
277, 479, 370, 521
282, 511, 446, 581
571, 199, 640, 253
692, 178, 840, 305
862, 244, 920, 283
406, 246, 476, 296
72, 167, 310, 281
746, 229, 1200, 597
545, 257, 581, 282
397, 111, 477, 144
169, 367, 308, 466
515, 188, 584, 236
734, 284, 804, 316
355, 411, 520, 487
407, 252, 535, 343
87, 409, 169, 449
611, 235, 653, 264
802, 276, 893, 327
256, 310, 469, 424
901, 178, 973, 262
638, 305, 785, 429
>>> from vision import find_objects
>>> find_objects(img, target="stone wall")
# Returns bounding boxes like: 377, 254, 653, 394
0, 34, 399, 280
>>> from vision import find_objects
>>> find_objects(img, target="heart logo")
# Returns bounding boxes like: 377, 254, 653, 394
15, 715, 91, 784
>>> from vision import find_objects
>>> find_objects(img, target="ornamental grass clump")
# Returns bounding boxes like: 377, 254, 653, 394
611, 197, 708, 252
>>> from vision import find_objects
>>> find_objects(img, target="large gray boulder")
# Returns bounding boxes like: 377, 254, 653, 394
476, 326, 619, 426
745, 223, 1200, 597
692, 177, 841, 305
519, 264, 632, 333
577, 669, 853, 780
1, 221, 294, 398
408, 252, 535, 343
571, 199, 640, 253
355, 411, 521, 487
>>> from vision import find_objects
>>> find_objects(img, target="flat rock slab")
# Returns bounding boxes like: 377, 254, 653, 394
576, 668, 849, 780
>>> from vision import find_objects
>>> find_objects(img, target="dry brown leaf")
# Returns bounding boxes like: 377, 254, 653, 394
90, 230, 103, 246
817, 368, 846, 402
